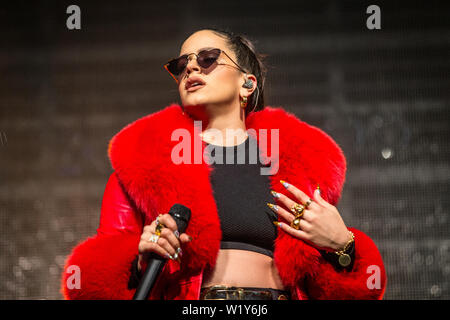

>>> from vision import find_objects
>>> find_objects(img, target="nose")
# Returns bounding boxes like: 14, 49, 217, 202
185, 53, 201, 74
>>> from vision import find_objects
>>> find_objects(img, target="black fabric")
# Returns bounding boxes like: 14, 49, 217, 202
128, 254, 142, 289
205, 135, 278, 258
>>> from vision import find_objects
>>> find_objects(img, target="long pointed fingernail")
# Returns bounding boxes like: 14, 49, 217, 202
267, 202, 278, 211
271, 190, 281, 198
316, 183, 321, 195
280, 180, 290, 188
166, 253, 174, 260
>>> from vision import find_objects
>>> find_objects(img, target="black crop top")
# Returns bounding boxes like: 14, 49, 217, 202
205, 134, 278, 258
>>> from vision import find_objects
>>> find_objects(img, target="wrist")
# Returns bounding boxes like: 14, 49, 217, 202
335, 230, 353, 251
334, 231, 355, 268
319, 234, 355, 270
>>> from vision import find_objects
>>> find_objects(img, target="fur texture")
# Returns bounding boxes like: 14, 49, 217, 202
62, 104, 386, 299
305, 228, 387, 299
62, 234, 139, 300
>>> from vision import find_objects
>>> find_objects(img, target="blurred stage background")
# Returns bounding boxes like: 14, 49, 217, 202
0, 0, 449, 299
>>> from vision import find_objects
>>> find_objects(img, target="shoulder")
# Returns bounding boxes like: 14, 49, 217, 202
249, 106, 347, 204
248, 106, 345, 162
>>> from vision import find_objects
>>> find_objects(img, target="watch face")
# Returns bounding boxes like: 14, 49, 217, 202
338, 254, 351, 267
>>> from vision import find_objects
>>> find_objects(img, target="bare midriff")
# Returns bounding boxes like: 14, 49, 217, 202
201, 249, 286, 290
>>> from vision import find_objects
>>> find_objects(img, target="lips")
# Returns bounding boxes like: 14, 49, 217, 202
186, 84, 205, 92
185, 76, 206, 91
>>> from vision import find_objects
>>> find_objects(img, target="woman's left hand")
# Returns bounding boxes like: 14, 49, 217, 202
269, 180, 351, 251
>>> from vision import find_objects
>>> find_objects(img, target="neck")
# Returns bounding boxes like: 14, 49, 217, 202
184, 103, 247, 147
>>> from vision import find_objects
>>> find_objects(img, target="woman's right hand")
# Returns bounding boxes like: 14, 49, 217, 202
137, 213, 192, 272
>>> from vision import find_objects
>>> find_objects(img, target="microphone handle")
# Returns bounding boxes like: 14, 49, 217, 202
132, 204, 191, 300
133, 254, 166, 300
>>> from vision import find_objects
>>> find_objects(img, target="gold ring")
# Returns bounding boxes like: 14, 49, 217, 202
290, 217, 302, 230
290, 203, 305, 216
304, 198, 313, 208
155, 222, 165, 236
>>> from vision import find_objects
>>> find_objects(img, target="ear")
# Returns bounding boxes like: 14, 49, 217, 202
239, 73, 257, 98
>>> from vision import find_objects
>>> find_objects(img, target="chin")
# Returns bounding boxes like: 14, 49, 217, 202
188, 97, 204, 104
182, 96, 208, 107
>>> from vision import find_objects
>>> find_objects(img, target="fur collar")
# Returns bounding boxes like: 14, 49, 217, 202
107, 104, 346, 287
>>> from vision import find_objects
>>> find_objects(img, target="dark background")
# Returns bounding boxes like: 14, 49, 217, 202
0, 0, 449, 299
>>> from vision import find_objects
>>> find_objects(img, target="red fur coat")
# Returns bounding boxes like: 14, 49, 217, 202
61, 104, 387, 300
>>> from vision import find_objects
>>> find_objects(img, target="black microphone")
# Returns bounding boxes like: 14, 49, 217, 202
133, 203, 191, 300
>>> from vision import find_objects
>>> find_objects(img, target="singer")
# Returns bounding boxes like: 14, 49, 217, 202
61, 28, 386, 300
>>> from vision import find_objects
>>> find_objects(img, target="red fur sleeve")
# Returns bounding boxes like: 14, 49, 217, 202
304, 228, 387, 300
61, 233, 143, 299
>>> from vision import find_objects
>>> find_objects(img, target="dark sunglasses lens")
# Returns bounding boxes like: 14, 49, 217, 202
168, 56, 188, 75
197, 49, 221, 68
167, 49, 220, 75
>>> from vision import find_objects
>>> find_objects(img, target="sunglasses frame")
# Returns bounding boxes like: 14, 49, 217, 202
164, 48, 248, 83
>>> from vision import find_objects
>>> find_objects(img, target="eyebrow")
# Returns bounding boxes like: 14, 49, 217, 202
179, 47, 217, 57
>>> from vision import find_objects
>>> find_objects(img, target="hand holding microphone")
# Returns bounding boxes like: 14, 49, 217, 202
133, 204, 192, 300
137, 212, 192, 271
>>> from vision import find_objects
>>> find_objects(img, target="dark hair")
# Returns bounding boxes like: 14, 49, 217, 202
204, 28, 268, 115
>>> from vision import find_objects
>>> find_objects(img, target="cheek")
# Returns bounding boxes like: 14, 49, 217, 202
209, 72, 239, 96
214, 69, 238, 87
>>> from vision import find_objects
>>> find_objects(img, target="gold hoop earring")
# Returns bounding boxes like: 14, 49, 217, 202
240, 96, 248, 108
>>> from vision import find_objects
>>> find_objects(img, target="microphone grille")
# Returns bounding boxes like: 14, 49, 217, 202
168, 204, 191, 233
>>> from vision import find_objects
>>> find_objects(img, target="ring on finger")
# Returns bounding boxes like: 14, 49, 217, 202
290, 203, 305, 230
304, 198, 313, 208
148, 234, 160, 243
290, 216, 303, 230
290, 203, 305, 216
155, 222, 165, 236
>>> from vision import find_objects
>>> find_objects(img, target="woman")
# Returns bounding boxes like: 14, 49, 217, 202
61, 28, 386, 300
